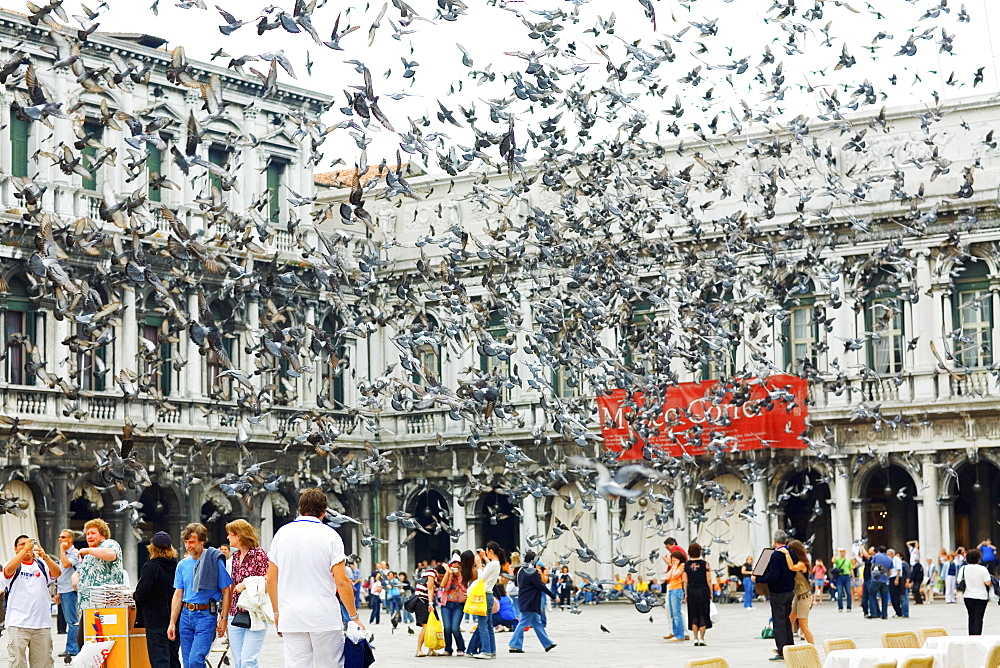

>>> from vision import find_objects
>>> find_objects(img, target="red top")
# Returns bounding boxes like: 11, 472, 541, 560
229, 547, 269, 614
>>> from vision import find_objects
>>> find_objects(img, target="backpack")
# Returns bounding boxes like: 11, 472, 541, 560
4, 559, 48, 612
871, 564, 884, 579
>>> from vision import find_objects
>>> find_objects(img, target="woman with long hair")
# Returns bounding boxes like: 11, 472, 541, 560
782, 539, 815, 645
467, 541, 505, 660
226, 519, 270, 668
740, 556, 755, 609
959, 548, 992, 634
439, 550, 477, 656
664, 551, 687, 641
682, 543, 712, 646
134, 532, 180, 668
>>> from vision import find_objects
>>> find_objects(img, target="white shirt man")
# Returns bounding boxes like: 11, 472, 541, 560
3, 535, 62, 668
267, 488, 363, 667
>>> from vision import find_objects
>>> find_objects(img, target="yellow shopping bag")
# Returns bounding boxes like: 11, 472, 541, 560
424, 610, 445, 651
463, 578, 487, 617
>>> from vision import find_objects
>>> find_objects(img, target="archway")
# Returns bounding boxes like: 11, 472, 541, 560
201, 486, 241, 548
863, 465, 918, 552
137, 484, 176, 569
952, 461, 1000, 551
778, 469, 832, 563
478, 491, 520, 556
0, 481, 38, 552
409, 489, 451, 564
69, 483, 103, 547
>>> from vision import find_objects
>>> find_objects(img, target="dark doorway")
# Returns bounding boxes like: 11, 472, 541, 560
69, 494, 100, 549
479, 492, 520, 556
410, 490, 451, 564
779, 470, 832, 562
863, 466, 918, 555
200, 501, 239, 549
137, 485, 173, 569
952, 461, 1000, 551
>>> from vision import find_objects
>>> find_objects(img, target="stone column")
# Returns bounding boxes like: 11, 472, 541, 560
520, 494, 537, 552
451, 488, 468, 552
851, 498, 864, 549
52, 469, 70, 539
921, 455, 941, 559
186, 292, 201, 399
36, 509, 55, 556
832, 461, 853, 550
122, 288, 138, 372
752, 478, 769, 554
672, 486, 689, 548
940, 497, 954, 553
359, 489, 373, 575
594, 497, 612, 581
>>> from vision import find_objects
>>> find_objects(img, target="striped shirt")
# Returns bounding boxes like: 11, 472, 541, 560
416, 567, 437, 600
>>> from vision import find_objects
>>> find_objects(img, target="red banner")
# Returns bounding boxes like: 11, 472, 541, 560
596, 374, 808, 460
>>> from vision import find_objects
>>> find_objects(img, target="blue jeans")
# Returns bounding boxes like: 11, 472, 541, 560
509, 611, 552, 650
387, 595, 401, 616
60, 590, 80, 655
228, 624, 267, 668
900, 584, 910, 617
440, 601, 466, 653
742, 577, 754, 608
179, 609, 217, 667
467, 593, 495, 655
369, 596, 381, 624
668, 589, 685, 639
835, 574, 852, 610
869, 581, 889, 618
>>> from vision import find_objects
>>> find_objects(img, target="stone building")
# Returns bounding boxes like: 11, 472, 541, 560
2, 3, 1000, 587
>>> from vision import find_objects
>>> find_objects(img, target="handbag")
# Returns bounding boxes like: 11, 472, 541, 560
403, 594, 421, 613
957, 566, 967, 593
231, 610, 251, 629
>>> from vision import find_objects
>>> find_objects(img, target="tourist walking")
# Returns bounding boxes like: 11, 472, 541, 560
910, 558, 924, 605
783, 540, 815, 645
832, 547, 855, 612
508, 551, 556, 655
959, 548, 992, 635
56, 529, 81, 663
440, 551, 475, 656
4, 534, 62, 668
979, 539, 996, 574
924, 557, 939, 603
133, 532, 180, 668
683, 543, 712, 647
811, 559, 826, 605
167, 523, 232, 668
753, 531, 795, 662
741, 556, 755, 609
869, 546, 893, 618
860, 546, 873, 617
557, 566, 573, 609
266, 488, 363, 667
75, 519, 125, 652
664, 550, 687, 641
226, 519, 270, 668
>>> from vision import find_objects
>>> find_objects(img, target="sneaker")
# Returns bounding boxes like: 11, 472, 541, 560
769, 656, 785, 662
544, 644, 557, 652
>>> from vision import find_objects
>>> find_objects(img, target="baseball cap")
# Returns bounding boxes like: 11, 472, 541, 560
151, 531, 172, 549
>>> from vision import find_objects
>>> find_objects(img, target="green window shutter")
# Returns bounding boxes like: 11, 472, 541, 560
81, 122, 101, 190
266, 162, 282, 223
10, 116, 29, 177
147, 145, 162, 202
208, 146, 226, 192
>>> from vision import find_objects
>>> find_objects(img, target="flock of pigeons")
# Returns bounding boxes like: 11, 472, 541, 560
0, 0, 996, 593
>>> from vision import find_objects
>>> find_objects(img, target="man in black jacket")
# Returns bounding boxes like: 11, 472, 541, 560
753, 531, 796, 662
508, 551, 557, 654
134, 532, 181, 668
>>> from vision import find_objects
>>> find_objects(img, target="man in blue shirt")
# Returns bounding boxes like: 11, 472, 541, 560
869, 546, 894, 619
167, 523, 232, 667
979, 539, 996, 575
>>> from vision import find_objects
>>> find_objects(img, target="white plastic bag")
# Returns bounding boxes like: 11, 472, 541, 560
345, 620, 369, 644
72, 641, 116, 668
709, 601, 719, 623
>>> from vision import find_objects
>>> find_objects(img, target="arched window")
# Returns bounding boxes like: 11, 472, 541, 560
952, 261, 992, 369
865, 274, 905, 374
621, 299, 653, 370
699, 289, 738, 380
141, 314, 172, 396
4, 277, 39, 386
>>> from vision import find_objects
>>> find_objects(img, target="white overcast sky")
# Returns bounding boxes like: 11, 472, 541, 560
1, 0, 1000, 173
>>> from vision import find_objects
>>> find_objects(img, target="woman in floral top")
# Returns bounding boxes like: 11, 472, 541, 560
76, 518, 124, 648
226, 520, 269, 668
